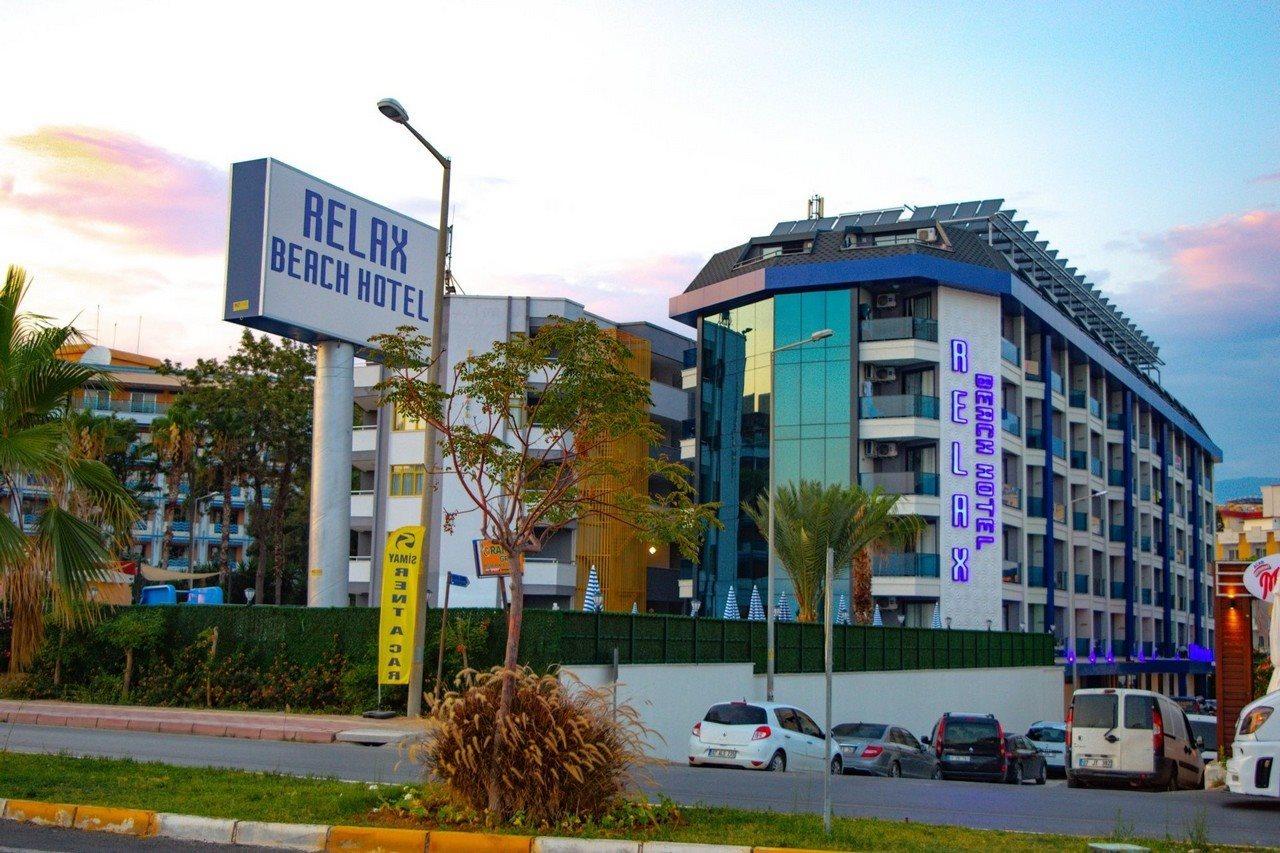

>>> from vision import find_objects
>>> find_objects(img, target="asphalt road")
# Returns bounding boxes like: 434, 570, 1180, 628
0, 821, 264, 851
3, 723, 1279, 847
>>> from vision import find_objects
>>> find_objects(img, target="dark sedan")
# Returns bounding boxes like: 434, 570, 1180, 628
831, 722, 941, 778
1003, 734, 1048, 784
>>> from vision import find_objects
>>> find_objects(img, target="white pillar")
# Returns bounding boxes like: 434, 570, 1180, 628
308, 340, 354, 607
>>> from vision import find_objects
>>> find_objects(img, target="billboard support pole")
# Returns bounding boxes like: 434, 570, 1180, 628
307, 340, 355, 607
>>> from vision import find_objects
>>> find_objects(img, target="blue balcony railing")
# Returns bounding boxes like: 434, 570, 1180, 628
1110, 524, 1126, 542
1002, 409, 1021, 437
1141, 536, 1152, 552
1028, 496, 1046, 517
1141, 588, 1152, 605
859, 316, 938, 343
1002, 561, 1022, 584
1111, 580, 1126, 599
1026, 427, 1044, 450
172, 521, 190, 533
1028, 565, 1047, 588
1107, 412, 1124, 430
1074, 574, 1089, 594
1075, 638, 1092, 656
1073, 511, 1088, 532
1089, 398, 1102, 418
1070, 450, 1087, 469
1001, 338, 1020, 365
872, 553, 941, 578
1090, 458, 1103, 477
1050, 372, 1064, 395
1051, 437, 1067, 459
1069, 389, 1087, 409
1138, 433, 1151, 449
1140, 484, 1152, 501
859, 395, 939, 419
1109, 468, 1125, 487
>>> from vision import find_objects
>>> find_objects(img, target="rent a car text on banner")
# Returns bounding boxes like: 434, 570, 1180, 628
377, 525, 425, 685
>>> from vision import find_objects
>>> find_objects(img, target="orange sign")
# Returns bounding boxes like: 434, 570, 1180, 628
473, 539, 522, 577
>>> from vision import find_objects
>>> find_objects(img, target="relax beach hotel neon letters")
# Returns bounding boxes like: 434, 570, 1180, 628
268, 188, 431, 322
947, 337, 998, 583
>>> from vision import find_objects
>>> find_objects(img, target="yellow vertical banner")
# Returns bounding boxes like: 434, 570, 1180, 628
378, 525, 424, 685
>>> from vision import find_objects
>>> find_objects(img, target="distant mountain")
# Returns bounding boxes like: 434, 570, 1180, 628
1215, 476, 1280, 502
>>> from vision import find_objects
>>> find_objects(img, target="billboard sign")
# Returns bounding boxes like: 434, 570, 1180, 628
473, 539, 522, 578
224, 158, 437, 352
1244, 554, 1280, 603
377, 525, 425, 685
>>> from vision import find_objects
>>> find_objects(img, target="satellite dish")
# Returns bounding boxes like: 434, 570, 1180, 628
79, 345, 112, 365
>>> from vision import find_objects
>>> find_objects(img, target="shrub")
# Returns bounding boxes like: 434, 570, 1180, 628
414, 666, 649, 823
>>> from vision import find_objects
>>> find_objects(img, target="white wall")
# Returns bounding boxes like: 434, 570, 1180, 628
567, 662, 1062, 763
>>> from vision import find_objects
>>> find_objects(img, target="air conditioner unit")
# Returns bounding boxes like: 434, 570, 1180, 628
864, 441, 899, 459
916, 227, 938, 243
872, 366, 897, 382
874, 293, 897, 309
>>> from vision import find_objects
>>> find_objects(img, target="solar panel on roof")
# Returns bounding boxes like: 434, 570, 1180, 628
951, 201, 982, 219
909, 206, 936, 221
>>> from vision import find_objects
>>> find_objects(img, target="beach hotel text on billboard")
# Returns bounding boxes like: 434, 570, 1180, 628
224, 158, 436, 350
946, 337, 999, 584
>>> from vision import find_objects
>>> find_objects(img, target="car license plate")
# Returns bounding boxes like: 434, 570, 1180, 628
1078, 757, 1112, 769
709, 748, 736, 759
949, 755, 972, 762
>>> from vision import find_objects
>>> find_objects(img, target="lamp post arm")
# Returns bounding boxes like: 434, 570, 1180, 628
403, 122, 451, 170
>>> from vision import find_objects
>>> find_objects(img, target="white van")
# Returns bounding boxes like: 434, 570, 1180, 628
1066, 688, 1204, 790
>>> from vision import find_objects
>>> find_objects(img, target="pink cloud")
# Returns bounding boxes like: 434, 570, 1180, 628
487, 253, 704, 329
1251, 170, 1280, 184
1, 126, 225, 255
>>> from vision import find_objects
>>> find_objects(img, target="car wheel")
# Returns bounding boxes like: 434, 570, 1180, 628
1008, 763, 1024, 785
1035, 763, 1047, 785
889, 761, 901, 778
1066, 774, 1084, 789
931, 766, 943, 780
1164, 766, 1179, 792
830, 756, 843, 775
767, 750, 786, 772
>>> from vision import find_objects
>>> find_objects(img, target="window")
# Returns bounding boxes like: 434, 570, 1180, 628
393, 406, 426, 431
832, 723, 886, 740
703, 703, 766, 726
775, 708, 801, 733
81, 388, 109, 410
389, 464, 425, 496
795, 710, 823, 739
1072, 694, 1117, 729
130, 391, 157, 413
1124, 694, 1156, 729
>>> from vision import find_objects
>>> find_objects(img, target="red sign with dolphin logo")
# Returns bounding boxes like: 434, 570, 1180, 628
1244, 554, 1280, 602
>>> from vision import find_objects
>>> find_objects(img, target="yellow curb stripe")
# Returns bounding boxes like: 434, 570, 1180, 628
429, 829, 532, 852
327, 824, 429, 852
2, 799, 77, 828
73, 804, 157, 837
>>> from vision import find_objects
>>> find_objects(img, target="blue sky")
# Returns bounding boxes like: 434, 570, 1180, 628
0, 1, 1276, 476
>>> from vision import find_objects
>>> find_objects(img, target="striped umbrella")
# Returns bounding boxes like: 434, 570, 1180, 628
835, 593, 850, 626
747, 586, 765, 621
775, 592, 793, 622
871, 603, 883, 627
723, 585, 740, 619
931, 601, 942, 629
583, 565, 602, 612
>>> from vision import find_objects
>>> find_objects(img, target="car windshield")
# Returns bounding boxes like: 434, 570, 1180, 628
1190, 719, 1217, 751
703, 703, 766, 726
831, 723, 887, 740
1029, 726, 1066, 743
945, 719, 1000, 747
1073, 694, 1118, 728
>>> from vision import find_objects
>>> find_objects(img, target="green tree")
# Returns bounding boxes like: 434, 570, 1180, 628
745, 480, 923, 624
376, 318, 717, 816
148, 407, 198, 568
0, 266, 138, 671
97, 607, 164, 699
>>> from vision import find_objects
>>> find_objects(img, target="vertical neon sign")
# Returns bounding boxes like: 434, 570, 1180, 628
947, 338, 998, 583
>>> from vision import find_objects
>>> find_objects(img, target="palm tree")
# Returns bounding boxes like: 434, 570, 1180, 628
847, 488, 925, 625
148, 408, 197, 568
0, 266, 139, 671
745, 480, 922, 623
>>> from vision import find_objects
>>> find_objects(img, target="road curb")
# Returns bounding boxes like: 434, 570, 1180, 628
0, 796, 848, 852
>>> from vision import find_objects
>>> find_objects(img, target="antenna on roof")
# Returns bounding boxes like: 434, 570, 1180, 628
807, 194, 824, 220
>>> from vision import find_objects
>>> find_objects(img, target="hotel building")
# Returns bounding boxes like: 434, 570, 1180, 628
347, 295, 692, 612
672, 199, 1220, 691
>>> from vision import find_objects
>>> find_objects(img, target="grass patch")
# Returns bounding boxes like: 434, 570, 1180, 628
0, 751, 1247, 851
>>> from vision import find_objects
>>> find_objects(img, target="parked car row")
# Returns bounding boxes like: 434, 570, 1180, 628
689, 687, 1213, 792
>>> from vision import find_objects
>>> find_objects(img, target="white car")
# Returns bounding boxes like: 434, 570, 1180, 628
1187, 713, 1218, 762
1227, 689, 1280, 798
689, 700, 839, 773
1026, 721, 1067, 773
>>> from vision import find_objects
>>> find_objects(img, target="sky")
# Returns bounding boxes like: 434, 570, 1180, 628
0, 0, 1277, 477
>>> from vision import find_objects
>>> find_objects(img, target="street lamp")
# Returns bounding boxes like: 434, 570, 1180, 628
377, 97, 453, 719
765, 327, 834, 702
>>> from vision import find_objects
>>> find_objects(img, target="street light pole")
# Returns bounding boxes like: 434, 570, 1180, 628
765, 328, 834, 702
378, 98, 451, 718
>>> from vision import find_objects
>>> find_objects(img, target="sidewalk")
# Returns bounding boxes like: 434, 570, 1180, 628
0, 699, 419, 745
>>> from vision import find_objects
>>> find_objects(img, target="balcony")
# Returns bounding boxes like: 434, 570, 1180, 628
1002, 561, 1022, 584
1028, 565, 1047, 588
1090, 458, 1103, 477
1075, 638, 1093, 657
1093, 576, 1106, 596
1070, 450, 1087, 470
81, 398, 172, 416
1069, 389, 1087, 409
1050, 372, 1064, 395
1026, 427, 1045, 450
1107, 412, 1124, 430
1025, 364, 1043, 382
1109, 524, 1126, 543
1055, 570, 1067, 591
172, 521, 190, 533
1072, 511, 1088, 532
1139, 484, 1152, 501
1001, 409, 1021, 437
1028, 496, 1046, 517
1001, 338, 1020, 365
859, 471, 939, 496
1108, 468, 1125, 487
1140, 588, 1152, 605
1089, 398, 1102, 419
860, 395, 939, 419
1141, 536, 1152, 552
1111, 580, 1125, 599
1002, 486, 1022, 510
1053, 503, 1067, 523
1074, 574, 1089, 594
859, 316, 938, 343
1138, 433, 1151, 450
1051, 437, 1066, 459
872, 553, 940, 578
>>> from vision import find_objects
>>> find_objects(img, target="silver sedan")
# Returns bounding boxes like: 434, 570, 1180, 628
832, 722, 941, 779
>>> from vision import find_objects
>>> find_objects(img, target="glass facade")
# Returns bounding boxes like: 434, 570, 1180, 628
697, 290, 852, 615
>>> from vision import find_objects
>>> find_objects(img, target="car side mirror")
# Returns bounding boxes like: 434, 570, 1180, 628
920, 736, 930, 745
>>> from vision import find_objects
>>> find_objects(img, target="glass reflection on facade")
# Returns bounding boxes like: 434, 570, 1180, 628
697, 289, 852, 616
